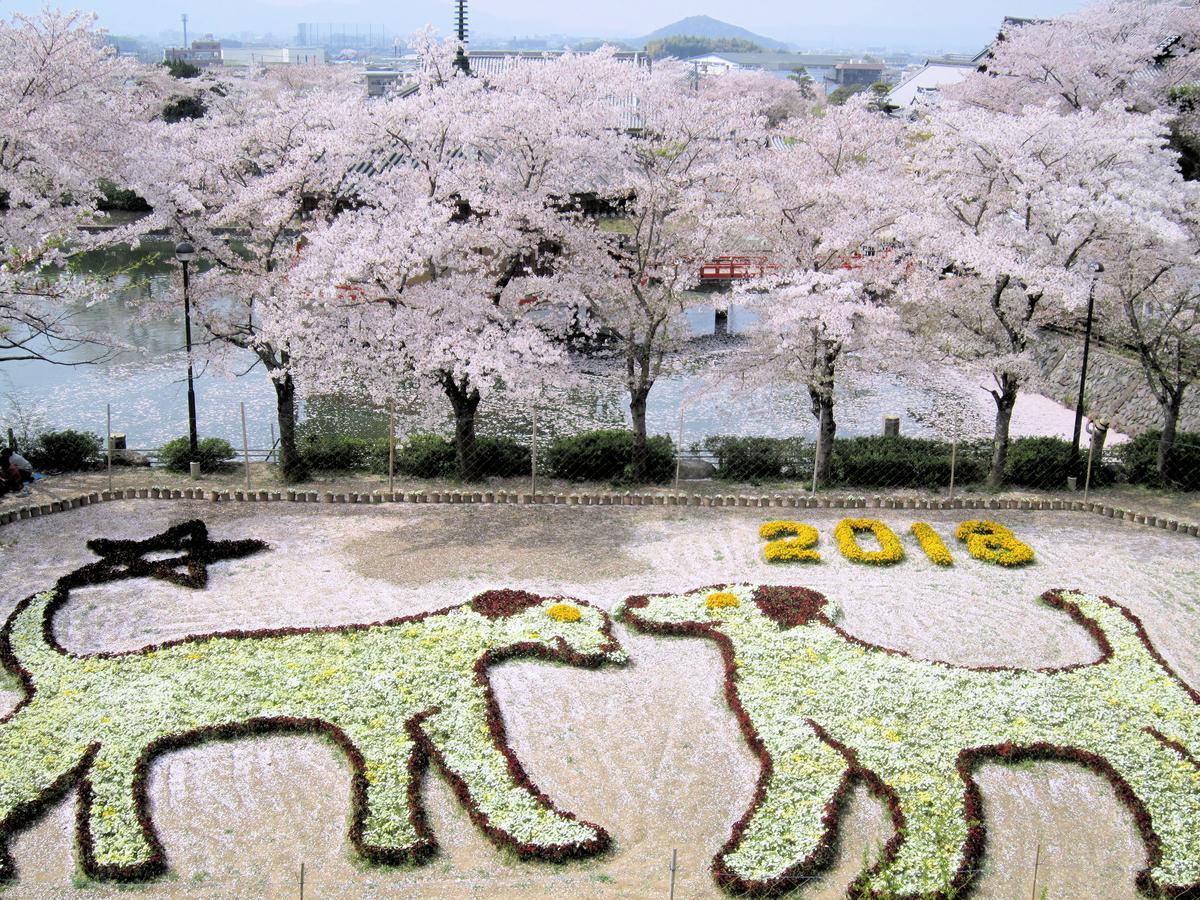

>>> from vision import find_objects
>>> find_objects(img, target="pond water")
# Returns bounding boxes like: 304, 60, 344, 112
0, 258, 1090, 453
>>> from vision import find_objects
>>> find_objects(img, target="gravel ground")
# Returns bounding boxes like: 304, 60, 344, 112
0, 503, 1196, 899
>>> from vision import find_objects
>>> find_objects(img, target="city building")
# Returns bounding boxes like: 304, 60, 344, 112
163, 36, 222, 69
365, 50, 648, 97
826, 62, 887, 88
886, 55, 978, 114
685, 52, 849, 84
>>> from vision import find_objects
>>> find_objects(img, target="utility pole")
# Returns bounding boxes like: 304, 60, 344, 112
453, 0, 470, 75
181, 13, 188, 47
1070, 261, 1104, 477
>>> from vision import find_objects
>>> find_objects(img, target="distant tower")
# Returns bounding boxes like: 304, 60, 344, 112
453, 0, 470, 75
181, 13, 188, 47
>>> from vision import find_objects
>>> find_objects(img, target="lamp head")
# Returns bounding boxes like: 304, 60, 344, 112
175, 242, 196, 263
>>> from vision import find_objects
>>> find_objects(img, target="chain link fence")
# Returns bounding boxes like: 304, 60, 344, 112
2, 401, 1199, 512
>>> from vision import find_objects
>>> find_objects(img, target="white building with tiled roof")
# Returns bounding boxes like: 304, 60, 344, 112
886, 56, 978, 113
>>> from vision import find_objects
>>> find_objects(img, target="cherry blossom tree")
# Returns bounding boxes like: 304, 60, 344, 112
127, 67, 365, 480
907, 100, 1187, 485
0, 9, 158, 366
276, 45, 623, 481
1099, 207, 1200, 475
953, 1, 1200, 176
575, 61, 777, 481
734, 97, 910, 483
739, 271, 900, 483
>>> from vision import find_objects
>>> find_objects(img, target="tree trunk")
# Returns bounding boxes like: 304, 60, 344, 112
629, 388, 650, 483
812, 397, 836, 486
272, 371, 307, 484
444, 379, 483, 482
1157, 391, 1182, 480
808, 337, 838, 486
626, 338, 657, 484
988, 372, 1019, 488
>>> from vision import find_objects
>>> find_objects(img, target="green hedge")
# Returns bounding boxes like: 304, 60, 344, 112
1003, 436, 1074, 489
704, 434, 988, 488
546, 429, 675, 483
1120, 431, 1200, 490
704, 435, 808, 481
24, 430, 104, 472
158, 436, 236, 473
300, 434, 389, 474
834, 436, 988, 489
297, 433, 531, 479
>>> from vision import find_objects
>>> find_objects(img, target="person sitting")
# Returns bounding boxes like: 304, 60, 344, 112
8, 449, 33, 485
0, 449, 24, 497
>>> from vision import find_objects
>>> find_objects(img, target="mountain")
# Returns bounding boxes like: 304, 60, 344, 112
631, 16, 789, 51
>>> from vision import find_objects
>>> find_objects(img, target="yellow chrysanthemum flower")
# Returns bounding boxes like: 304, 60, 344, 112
955, 520, 1035, 567
706, 591, 740, 610
545, 603, 582, 622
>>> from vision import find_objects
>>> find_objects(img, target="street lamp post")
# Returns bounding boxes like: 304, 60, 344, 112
175, 242, 199, 461
1070, 261, 1104, 476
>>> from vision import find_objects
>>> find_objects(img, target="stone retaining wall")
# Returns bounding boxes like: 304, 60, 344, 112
1031, 330, 1200, 436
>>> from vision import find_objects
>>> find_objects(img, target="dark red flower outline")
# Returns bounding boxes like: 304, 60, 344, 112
0, 523, 622, 883
620, 585, 1200, 898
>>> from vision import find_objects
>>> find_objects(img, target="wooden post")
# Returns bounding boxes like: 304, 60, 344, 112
810, 430, 821, 495
388, 401, 396, 495
106, 404, 114, 495
669, 848, 678, 900
948, 439, 957, 502
674, 405, 685, 490
1030, 841, 1041, 900
530, 403, 538, 494
299, 862, 305, 900
240, 402, 251, 493
1083, 435, 1096, 504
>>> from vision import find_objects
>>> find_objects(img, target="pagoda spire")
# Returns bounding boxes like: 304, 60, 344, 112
453, 0, 470, 75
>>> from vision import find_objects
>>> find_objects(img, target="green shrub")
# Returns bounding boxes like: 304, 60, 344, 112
705, 436, 805, 481
626, 435, 676, 484
1004, 436, 1075, 489
1120, 430, 1200, 490
395, 434, 456, 478
832, 436, 988, 489
476, 436, 531, 477
547, 429, 674, 484
300, 434, 388, 473
26, 429, 103, 472
158, 436, 235, 473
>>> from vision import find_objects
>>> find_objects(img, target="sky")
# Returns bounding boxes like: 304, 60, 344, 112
3, 0, 1092, 52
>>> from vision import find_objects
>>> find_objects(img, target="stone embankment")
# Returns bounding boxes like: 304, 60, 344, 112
1031, 330, 1199, 436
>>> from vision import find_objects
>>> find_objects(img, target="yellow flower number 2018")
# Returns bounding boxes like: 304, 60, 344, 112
759, 518, 1034, 568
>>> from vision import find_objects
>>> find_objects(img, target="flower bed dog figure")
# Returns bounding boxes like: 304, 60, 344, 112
0, 521, 625, 881
621, 584, 1200, 898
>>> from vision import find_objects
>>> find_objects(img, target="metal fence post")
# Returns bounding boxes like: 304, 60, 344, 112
669, 848, 678, 900
240, 402, 252, 492
106, 403, 114, 495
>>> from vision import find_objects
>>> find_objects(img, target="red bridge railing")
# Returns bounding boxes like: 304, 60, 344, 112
699, 256, 780, 281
